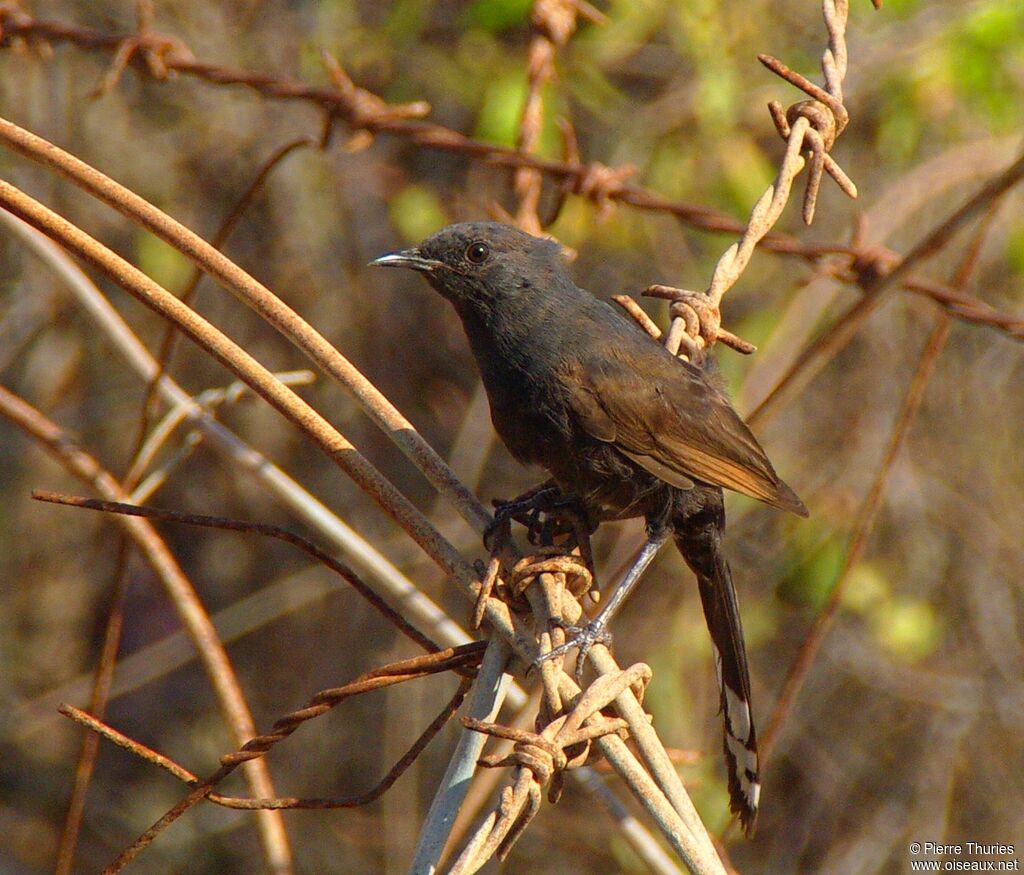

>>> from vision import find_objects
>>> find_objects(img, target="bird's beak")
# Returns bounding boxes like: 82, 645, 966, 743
369, 248, 442, 273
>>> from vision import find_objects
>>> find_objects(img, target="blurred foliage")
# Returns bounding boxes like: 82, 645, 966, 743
388, 183, 448, 242
464, 0, 532, 32
0, 0, 1022, 873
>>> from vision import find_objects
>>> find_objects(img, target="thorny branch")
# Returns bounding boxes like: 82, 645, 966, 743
0, 4, 1020, 344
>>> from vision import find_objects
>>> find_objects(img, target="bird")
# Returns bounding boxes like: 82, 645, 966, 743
372, 221, 807, 835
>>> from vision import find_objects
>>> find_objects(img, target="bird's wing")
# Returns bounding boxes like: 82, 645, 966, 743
564, 344, 807, 515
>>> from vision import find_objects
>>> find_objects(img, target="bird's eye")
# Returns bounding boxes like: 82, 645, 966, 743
465, 241, 490, 264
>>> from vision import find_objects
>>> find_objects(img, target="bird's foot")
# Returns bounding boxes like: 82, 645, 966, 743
485, 486, 585, 550
533, 620, 612, 686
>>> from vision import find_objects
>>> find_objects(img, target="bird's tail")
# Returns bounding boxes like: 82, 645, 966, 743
673, 523, 760, 836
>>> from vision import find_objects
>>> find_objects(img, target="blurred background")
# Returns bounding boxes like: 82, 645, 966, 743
0, 0, 1022, 872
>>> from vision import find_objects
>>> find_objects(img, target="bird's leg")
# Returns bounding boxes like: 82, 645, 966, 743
485, 482, 587, 549
535, 523, 671, 684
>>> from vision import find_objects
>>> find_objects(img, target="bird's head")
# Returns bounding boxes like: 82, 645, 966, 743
371, 222, 568, 312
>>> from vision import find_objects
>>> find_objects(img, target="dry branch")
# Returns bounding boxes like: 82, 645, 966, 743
54, 541, 130, 875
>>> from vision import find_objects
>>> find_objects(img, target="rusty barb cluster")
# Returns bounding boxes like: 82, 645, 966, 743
452, 494, 658, 871
451, 665, 649, 872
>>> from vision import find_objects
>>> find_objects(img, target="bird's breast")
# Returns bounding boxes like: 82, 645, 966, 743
480, 361, 572, 468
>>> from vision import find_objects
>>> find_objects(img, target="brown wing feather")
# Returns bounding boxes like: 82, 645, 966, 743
619, 447, 695, 490
563, 346, 807, 516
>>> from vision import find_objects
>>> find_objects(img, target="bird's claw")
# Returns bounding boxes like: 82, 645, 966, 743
486, 486, 576, 549
482, 513, 511, 554
532, 620, 612, 686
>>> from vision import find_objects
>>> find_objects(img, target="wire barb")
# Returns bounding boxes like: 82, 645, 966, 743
91, 0, 193, 97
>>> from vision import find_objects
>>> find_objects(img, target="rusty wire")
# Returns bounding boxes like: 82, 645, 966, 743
747, 147, 1024, 428
60, 653, 478, 811
0, 382, 293, 873
450, 663, 651, 874
30, 490, 447, 656
59, 644, 484, 874
0, 3, 1020, 345
4, 1, 1021, 871
757, 199, 1004, 768
449, 515, 714, 871
129, 134, 318, 490
652, 0, 863, 363
0, 140, 717, 873
0, 170, 493, 611
0, 154, 718, 870
510, 0, 607, 234
0, 206, 479, 660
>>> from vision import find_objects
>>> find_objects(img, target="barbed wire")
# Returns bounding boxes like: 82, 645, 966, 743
2, 1, 1022, 872
0, 2, 1019, 344
29, 491, 451, 655
0, 129, 723, 873
0, 382, 293, 873
452, 664, 649, 873
57, 645, 483, 873
421, 6, 702, 870
652, 0, 861, 361
757, 199, 1003, 767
